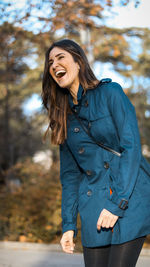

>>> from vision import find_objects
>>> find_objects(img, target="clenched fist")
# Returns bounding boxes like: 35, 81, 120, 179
97, 208, 118, 230
60, 230, 75, 254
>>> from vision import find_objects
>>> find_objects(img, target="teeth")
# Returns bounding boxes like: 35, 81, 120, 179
56, 70, 66, 77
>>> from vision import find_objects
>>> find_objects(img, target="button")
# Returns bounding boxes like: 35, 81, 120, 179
74, 127, 80, 133
86, 170, 92, 176
84, 100, 89, 107
73, 108, 77, 113
87, 190, 92, 196
104, 162, 109, 169
78, 147, 85, 154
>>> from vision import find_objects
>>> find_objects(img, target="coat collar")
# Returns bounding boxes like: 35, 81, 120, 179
68, 84, 84, 109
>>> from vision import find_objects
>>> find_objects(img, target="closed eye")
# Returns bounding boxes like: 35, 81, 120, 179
58, 55, 64, 60
48, 55, 64, 67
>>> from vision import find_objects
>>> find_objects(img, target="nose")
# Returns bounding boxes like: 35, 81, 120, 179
52, 60, 58, 71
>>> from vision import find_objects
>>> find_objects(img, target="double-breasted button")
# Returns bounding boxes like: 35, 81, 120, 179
73, 108, 77, 113
86, 170, 92, 176
104, 162, 109, 169
74, 127, 80, 133
87, 190, 92, 196
84, 100, 89, 107
78, 147, 85, 154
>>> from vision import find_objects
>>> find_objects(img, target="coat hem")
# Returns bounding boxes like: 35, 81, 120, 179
81, 231, 150, 248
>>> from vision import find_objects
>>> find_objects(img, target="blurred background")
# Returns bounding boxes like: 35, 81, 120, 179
0, 0, 150, 251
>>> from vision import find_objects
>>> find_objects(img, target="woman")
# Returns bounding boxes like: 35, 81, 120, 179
42, 39, 150, 267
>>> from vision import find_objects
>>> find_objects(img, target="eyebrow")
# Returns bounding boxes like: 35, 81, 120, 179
49, 53, 65, 62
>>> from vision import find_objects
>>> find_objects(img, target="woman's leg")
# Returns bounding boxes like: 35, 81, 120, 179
108, 236, 146, 267
83, 244, 111, 267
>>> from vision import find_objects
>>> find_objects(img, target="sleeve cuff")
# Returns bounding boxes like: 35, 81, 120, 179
62, 222, 78, 238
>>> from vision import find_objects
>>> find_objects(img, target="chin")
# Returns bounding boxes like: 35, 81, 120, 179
58, 81, 71, 89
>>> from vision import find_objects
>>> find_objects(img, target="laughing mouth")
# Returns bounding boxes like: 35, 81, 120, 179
55, 70, 66, 78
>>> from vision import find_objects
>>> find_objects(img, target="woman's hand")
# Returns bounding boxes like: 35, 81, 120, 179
97, 209, 118, 230
60, 230, 75, 254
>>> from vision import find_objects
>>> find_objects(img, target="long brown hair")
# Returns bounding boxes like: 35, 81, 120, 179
42, 39, 99, 145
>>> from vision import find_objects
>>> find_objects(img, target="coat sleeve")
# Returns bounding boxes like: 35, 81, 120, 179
59, 140, 81, 237
104, 82, 142, 217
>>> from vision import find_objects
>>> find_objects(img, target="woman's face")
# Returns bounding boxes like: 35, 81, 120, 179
49, 47, 80, 89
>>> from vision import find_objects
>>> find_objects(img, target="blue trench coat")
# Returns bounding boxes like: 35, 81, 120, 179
59, 79, 150, 247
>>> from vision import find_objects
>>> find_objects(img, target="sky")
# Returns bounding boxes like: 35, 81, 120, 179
103, 0, 149, 29
16, 0, 150, 116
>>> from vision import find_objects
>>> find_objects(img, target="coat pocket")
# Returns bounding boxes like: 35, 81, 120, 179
89, 115, 120, 159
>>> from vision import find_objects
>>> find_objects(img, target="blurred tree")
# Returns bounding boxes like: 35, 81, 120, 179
0, 0, 141, 64
0, 159, 62, 243
128, 90, 150, 157
0, 22, 46, 184
0, 0, 140, 30
135, 28, 150, 78
92, 26, 150, 86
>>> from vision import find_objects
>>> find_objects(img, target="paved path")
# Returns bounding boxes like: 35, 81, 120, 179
0, 249, 84, 267
0, 242, 150, 267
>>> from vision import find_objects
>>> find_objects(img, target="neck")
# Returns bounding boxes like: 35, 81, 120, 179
69, 79, 80, 104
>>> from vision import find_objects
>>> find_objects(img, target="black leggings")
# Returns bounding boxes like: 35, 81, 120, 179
83, 236, 146, 267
